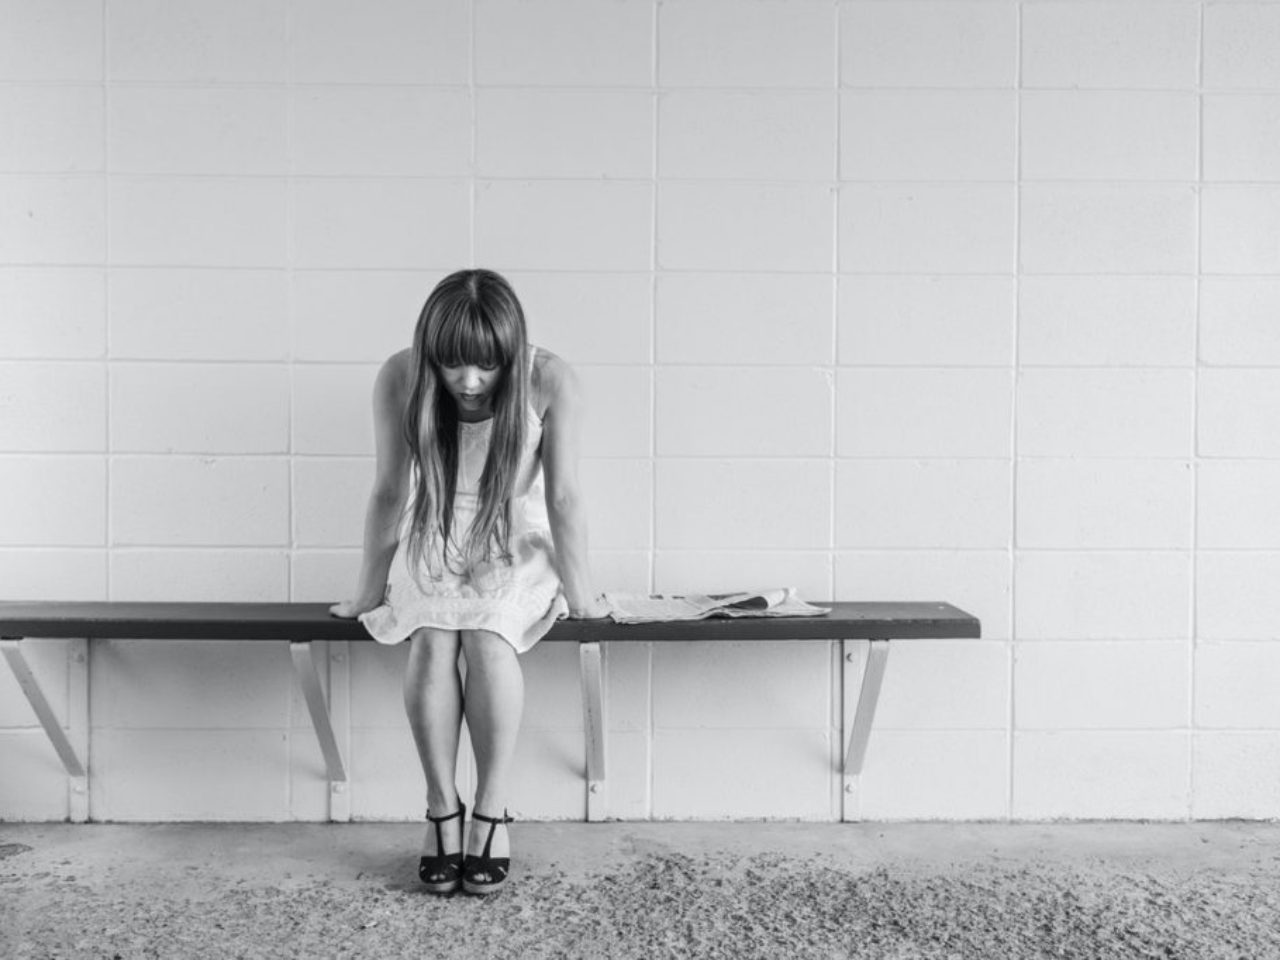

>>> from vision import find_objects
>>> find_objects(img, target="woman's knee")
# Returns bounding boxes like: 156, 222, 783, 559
460, 630, 518, 673
406, 628, 461, 679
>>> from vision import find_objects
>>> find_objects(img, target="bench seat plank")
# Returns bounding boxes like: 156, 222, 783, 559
0, 600, 979, 642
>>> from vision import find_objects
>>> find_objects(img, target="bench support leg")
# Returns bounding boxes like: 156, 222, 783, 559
842, 639, 889, 821
289, 641, 349, 819
1, 642, 87, 793
579, 641, 606, 822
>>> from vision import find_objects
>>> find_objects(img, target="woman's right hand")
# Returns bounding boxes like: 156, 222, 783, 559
329, 597, 382, 619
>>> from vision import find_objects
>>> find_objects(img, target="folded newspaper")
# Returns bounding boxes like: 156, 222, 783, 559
602, 588, 830, 624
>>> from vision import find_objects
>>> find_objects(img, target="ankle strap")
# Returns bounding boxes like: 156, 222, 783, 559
427, 803, 465, 824
471, 810, 512, 825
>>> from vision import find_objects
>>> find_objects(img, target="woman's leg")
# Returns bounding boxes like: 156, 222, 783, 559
404, 628, 464, 854
460, 629, 523, 869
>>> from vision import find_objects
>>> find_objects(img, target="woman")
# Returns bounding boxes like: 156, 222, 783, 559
330, 269, 608, 896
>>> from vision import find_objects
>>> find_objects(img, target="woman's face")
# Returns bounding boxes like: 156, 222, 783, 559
439, 362, 501, 414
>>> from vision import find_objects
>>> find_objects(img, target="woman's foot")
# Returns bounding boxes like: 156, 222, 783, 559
419, 802, 465, 895
463, 811, 513, 895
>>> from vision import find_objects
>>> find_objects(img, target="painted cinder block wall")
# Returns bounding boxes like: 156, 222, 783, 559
2, 0, 1279, 822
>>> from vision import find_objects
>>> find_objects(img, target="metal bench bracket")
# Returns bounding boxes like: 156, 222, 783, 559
579, 641, 606, 821
841, 638, 890, 821
289, 640, 349, 820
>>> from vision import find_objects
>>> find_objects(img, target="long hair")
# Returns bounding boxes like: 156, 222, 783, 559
403, 269, 528, 579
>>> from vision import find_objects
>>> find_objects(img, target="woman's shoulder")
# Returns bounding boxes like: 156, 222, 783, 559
376, 348, 415, 405
530, 346, 578, 415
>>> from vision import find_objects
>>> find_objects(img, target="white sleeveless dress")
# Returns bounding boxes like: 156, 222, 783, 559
359, 353, 567, 653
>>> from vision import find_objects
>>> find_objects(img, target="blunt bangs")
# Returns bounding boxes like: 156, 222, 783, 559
427, 301, 512, 370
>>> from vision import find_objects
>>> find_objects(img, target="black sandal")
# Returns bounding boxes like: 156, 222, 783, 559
462, 810, 513, 896
418, 801, 466, 895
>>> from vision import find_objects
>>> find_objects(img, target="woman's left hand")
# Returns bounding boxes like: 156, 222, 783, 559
567, 594, 611, 620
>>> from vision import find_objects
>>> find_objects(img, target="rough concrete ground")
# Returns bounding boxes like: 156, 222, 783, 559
3, 821, 1279, 959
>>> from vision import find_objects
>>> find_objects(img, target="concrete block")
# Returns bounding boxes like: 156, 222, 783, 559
293, 458, 373, 548
0, 87, 103, 172
109, 87, 286, 176
1204, 3, 1280, 90
839, 185, 1015, 274
595, 729, 650, 820
1017, 369, 1194, 459
348, 727, 427, 820
603, 642, 650, 734
0, 639, 70, 727
1196, 552, 1280, 641
580, 459, 651, 551
1013, 731, 1189, 820
291, 550, 361, 603
1198, 461, 1280, 549
836, 459, 1012, 550
292, 179, 469, 270
0, 457, 106, 546
874, 640, 1008, 730
292, 270, 423, 363
837, 368, 1013, 458
508, 727, 589, 821
654, 551, 832, 603
1199, 369, 1280, 458
656, 367, 831, 458
93, 640, 291, 728
577, 365, 650, 458
0, 267, 105, 359
110, 268, 289, 361
521, 642, 583, 731
111, 457, 289, 546
1016, 552, 1191, 641
840, 91, 1015, 182
839, 276, 1014, 367
0, 361, 105, 451
1021, 1, 1199, 90
1021, 92, 1197, 182
107, 0, 286, 82
110, 177, 285, 268
1018, 277, 1195, 367
293, 364, 378, 456
476, 181, 652, 272
586, 551, 651, 594
109, 550, 289, 603
653, 728, 832, 820
0, 549, 106, 600
1204, 95, 1280, 182
835, 549, 1012, 641
290, 0, 469, 84
0, 176, 104, 264
1202, 186, 1280, 275
658, 182, 833, 273
658, 274, 833, 366
661, 0, 835, 88
659, 91, 835, 181
476, 0, 652, 87
0, 732, 69, 820
1196, 643, 1280, 729
856, 730, 1008, 821
514, 273, 652, 365
841, 1, 1016, 88
0, 0, 102, 81
1015, 641, 1188, 731
1017, 459, 1193, 550
95, 728, 290, 821
1020, 184, 1197, 275
110, 363, 289, 454
347, 641, 408, 732
1192, 733, 1280, 819
655, 460, 830, 550
1200, 279, 1280, 366
292, 87, 470, 178
477, 90, 652, 180
652, 641, 829, 730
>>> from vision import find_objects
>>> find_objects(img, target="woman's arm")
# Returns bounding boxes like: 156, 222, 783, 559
330, 352, 413, 618
540, 354, 609, 619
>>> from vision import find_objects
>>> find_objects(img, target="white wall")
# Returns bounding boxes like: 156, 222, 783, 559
2, 0, 1278, 822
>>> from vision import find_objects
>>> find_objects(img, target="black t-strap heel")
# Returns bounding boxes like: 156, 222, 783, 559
462, 810, 514, 896
418, 801, 465, 895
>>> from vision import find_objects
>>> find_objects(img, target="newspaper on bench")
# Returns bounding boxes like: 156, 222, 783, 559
602, 588, 830, 624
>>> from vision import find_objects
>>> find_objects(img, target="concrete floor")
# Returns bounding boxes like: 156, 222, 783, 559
5, 821, 1280, 959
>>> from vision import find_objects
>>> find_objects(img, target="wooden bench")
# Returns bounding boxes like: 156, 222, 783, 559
0, 600, 980, 822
